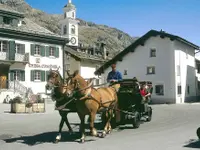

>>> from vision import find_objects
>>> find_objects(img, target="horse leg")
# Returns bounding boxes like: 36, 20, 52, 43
106, 109, 113, 134
78, 113, 86, 143
89, 112, 98, 137
63, 112, 73, 134
55, 117, 65, 143
101, 110, 112, 138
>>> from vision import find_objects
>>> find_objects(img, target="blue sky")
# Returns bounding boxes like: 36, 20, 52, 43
26, 0, 200, 46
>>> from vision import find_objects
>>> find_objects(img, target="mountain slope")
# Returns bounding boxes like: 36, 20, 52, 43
0, 0, 138, 57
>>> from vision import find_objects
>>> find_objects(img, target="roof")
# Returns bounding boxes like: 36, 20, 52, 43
64, 46, 108, 62
0, 5, 67, 42
95, 29, 200, 75
0, 4, 24, 17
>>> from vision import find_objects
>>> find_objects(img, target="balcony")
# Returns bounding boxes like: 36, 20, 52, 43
0, 51, 29, 64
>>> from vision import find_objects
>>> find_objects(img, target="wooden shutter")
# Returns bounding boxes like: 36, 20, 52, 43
9, 41, 16, 60
20, 70, 25, 81
46, 71, 50, 81
46, 46, 49, 57
30, 70, 34, 81
55, 47, 59, 58
40, 45, 45, 57
9, 70, 14, 81
41, 71, 45, 82
31, 44, 35, 56
21, 44, 25, 54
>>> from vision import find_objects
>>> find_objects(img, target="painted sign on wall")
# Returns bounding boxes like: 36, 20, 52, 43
28, 63, 58, 69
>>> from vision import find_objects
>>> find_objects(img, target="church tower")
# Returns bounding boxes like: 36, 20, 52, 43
60, 0, 79, 46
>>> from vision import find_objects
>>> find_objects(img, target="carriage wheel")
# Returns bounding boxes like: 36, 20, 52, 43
196, 127, 200, 139
146, 107, 152, 122
132, 111, 140, 128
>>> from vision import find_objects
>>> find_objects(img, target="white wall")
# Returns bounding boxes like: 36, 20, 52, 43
174, 41, 196, 103
80, 60, 103, 85
0, 37, 63, 94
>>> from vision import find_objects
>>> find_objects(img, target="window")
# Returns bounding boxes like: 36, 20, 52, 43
71, 25, 75, 34
64, 13, 66, 19
95, 79, 100, 85
34, 45, 40, 55
34, 71, 41, 81
0, 41, 8, 52
177, 65, 180, 76
197, 64, 200, 73
15, 44, 25, 54
66, 64, 70, 71
3, 17, 12, 25
10, 70, 25, 81
198, 81, 200, 90
63, 25, 67, 35
49, 47, 55, 57
72, 12, 75, 18
150, 48, 156, 57
124, 70, 128, 75
187, 85, 190, 94
155, 85, 164, 95
178, 85, 182, 95
13, 70, 21, 81
147, 66, 155, 74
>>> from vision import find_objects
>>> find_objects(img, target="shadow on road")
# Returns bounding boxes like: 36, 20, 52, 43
2, 131, 97, 146
183, 139, 200, 149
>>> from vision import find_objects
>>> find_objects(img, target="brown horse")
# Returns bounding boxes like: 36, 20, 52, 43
46, 68, 76, 143
64, 70, 119, 143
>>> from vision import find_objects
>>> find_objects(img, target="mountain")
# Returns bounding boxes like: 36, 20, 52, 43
0, 0, 138, 57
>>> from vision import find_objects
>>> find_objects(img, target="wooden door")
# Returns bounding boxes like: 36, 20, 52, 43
0, 76, 7, 89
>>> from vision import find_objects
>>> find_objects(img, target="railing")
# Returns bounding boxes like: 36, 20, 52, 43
0, 79, 33, 98
0, 51, 29, 62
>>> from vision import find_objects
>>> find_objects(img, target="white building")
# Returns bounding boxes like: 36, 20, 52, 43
0, 4, 67, 103
95, 30, 200, 104
60, 0, 109, 84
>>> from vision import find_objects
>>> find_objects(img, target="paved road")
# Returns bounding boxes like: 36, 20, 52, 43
0, 103, 200, 150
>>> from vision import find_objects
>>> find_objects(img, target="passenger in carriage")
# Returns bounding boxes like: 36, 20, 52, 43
140, 84, 149, 112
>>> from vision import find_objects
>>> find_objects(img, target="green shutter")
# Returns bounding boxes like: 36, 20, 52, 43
10, 70, 14, 81
31, 44, 35, 55
40, 45, 45, 57
46, 46, 50, 57
0, 16, 3, 24
41, 71, 45, 82
46, 71, 50, 81
9, 41, 16, 60
12, 19, 18, 26
21, 44, 25, 54
55, 47, 59, 58
21, 70, 25, 81
31, 70, 34, 81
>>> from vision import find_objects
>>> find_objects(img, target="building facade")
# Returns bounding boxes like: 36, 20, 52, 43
95, 30, 200, 104
0, 4, 67, 103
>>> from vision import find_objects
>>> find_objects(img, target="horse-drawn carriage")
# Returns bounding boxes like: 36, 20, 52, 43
102, 79, 153, 129
46, 69, 153, 143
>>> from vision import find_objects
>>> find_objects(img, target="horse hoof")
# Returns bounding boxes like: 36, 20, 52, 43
99, 132, 106, 138
54, 139, 59, 144
79, 139, 85, 143
107, 130, 111, 134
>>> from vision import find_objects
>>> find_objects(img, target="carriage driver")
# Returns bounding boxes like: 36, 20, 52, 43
107, 63, 123, 83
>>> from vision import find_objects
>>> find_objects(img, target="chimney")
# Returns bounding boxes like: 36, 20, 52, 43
101, 42, 107, 59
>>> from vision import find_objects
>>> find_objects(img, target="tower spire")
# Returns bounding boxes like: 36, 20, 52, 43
68, 0, 72, 3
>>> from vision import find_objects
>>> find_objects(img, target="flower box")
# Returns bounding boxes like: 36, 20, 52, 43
11, 103, 32, 113
32, 103, 45, 113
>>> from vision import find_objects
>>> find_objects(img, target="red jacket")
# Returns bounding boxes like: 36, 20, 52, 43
140, 89, 146, 96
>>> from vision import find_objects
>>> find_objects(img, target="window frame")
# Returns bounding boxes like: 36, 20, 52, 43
147, 66, 155, 75
150, 48, 156, 57
71, 25, 75, 34
177, 65, 180, 76
34, 45, 40, 56
155, 84, 164, 96
177, 85, 182, 95
49, 47, 55, 57
13, 70, 21, 81
34, 70, 41, 81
